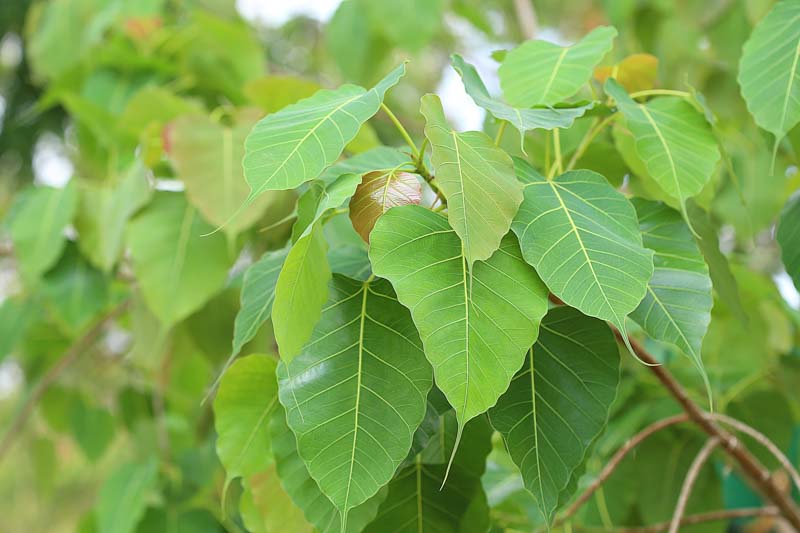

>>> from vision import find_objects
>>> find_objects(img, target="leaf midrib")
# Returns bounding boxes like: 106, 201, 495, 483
639, 104, 683, 201
779, 36, 800, 133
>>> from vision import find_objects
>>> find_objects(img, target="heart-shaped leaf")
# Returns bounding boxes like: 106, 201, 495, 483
348, 170, 422, 243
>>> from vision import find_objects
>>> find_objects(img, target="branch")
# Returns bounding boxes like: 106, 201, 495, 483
712, 413, 800, 494
512, 0, 537, 40
554, 414, 689, 527
610, 327, 800, 530
668, 437, 720, 533
0, 300, 131, 462
574, 507, 779, 532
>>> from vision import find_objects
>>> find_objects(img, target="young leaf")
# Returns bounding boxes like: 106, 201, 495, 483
277, 275, 432, 522
511, 163, 654, 341
126, 192, 234, 326
9, 182, 78, 284
369, 206, 549, 443
232, 248, 289, 358
270, 406, 388, 533
169, 108, 276, 237
777, 195, 800, 291
451, 54, 594, 139
213, 354, 278, 487
420, 94, 522, 264
272, 224, 331, 362
629, 199, 713, 402
348, 170, 422, 243
489, 306, 620, 525
605, 79, 720, 221
74, 163, 151, 272
363, 415, 493, 533
242, 63, 406, 198
594, 53, 658, 93
738, 1, 800, 145
499, 26, 617, 107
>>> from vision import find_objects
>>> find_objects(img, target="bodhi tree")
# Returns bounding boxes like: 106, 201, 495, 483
1, 1, 800, 532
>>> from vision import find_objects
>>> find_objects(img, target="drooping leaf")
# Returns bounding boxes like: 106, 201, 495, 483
777, 194, 800, 291
242, 63, 406, 199
292, 173, 363, 242
270, 406, 388, 533
348, 170, 422, 242
605, 79, 720, 220
510, 163, 654, 340
363, 415, 493, 533
499, 26, 617, 107
369, 205, 549, 437
451, 54, 594, 140
126, 192, 234, 326
489, 306, 620, 525
232, 249, 289, 358
94, 459, 159, 533
74, 163, 151, 272
169, 108, 277, 237
277, 275, 432, 522
272, 224, 331, 362
594, 53, 658, 93
629, 199, 713, 400
8, 182, 77, 284
213, 354, 278, 486
738, 0, 800, 143
420, 94, 522, 264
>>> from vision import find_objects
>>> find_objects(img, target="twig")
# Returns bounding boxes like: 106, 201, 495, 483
712, 413, 800, 494
554, 414, 689, 527
573, 507, 779, 532
669, 437, 720, 533
610, 328, 800, 530
0, 300, 131, 461
512, 0, 537, 39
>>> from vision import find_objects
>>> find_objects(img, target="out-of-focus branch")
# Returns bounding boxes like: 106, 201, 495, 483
573, 507, 780, 532
668, 437, 720, 533
513, 0, 537, 40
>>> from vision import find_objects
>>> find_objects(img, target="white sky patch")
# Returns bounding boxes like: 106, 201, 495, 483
774, 271, 800, 309
33, 133, 72, 187
237, 0, 342, 26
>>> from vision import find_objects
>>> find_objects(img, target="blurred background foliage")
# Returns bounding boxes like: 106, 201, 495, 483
0, 0, 798, 532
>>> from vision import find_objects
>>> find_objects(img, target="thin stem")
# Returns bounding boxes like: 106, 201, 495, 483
572, 507, 779, 533
418, 137, 429, 165
554, 414, 689, 527
552, 128, 563, 176
0, 300, 131, 461
494, 121, 508, 146
567, 114, 617, 170
381, 103, 419, 157
668, 437, 720, 533
628, 89, 690, 100
512, 0, 537, 39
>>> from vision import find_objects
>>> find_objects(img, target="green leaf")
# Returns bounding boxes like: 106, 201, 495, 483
270, 406, 388, 532
363, 415, 493, 533
369, 205, 549, 440
272, 224, 331, 362
738, 0, 800, 142
366, 0, 443, 53
778, 194, 800, 291
420, 94, 523, 264
8, 182, 78, 284
488, 306, 620, 524
244, 75, 322, 114
240, 465, 314, 533
499, 26, 617, 107
451, 54, 594, 139
319, 147, 414, 184
232, 249, 289, 358
74, 164, 151, 272
242, 63, 406, 198
71, 395, 116, 462
277, 275, 432, 522
348, 170, 422, 243
594, 53, 659, 93
94, 459, 159, 533
629, 199, 713, 402
169, 108, 277, 237
329, 245, 372, 281
605, 79, 720, 221
292, 173, 363, 242
213, 354, 278, 486
510, 163, 654, 341
126, 192, 234, 326
0, 297, 37, 362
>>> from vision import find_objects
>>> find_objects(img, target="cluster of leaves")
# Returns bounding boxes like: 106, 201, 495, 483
1, 1, 800, 532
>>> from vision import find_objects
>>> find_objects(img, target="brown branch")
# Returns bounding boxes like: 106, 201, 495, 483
611, 328, 800, 530
0, 300, 130, 461
574, 507, 779, 533
554, 414, 689, 527
669, 437, 720, 533
512, 0, 537, 40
